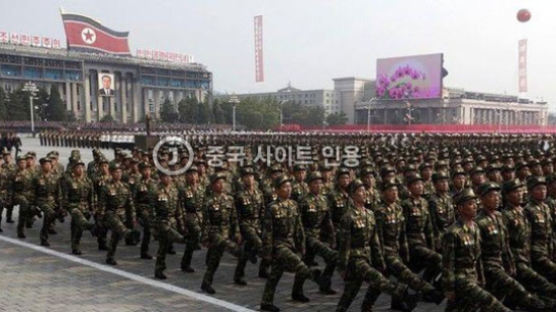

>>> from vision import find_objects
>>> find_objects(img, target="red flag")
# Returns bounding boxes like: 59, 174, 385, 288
254, 15, 264, 82
61, 12, 131, 55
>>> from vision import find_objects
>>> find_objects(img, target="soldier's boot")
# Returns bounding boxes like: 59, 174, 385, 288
422, 288, 444, 305
291, 268, 321, 302
181, 245, 195, 272
167, 243, 176, 255
361, 286, 380, 312
140, 227, 152, 259
258, 259, 270, 278
106, 258, 118, 265
391, 285, 419, 312
234, 256, 248, 285
201, 281, 215, 295
318, 263, 337, 295
259, 304, 280, 312
154, 270, 167, 280
201, 254, 219, 294
17, 225, 25, 238
17, 210, 26, 238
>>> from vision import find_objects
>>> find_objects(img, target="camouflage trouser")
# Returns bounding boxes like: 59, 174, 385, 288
234, 224, 262, 280
104, 212, 131, 260
181, 214, 202, 269
410, 245, 443, 281
532, 255, 556, 284
70, 208, 94, 252
336, 257, 405, 312
388, 254, 435, 292
202, 233, 241, 286
515, 262, 556, 297
39, 204, 56, 242
484, 263, 545, 310
261, 245, 320, 305
155, 222, 185, 273
445, 275, 511, 312
137, 206, 153, 256
15, 200, 29, 236
306, 236, 338, 290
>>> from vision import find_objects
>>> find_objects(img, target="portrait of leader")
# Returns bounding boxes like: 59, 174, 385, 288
98, 73, 115, 97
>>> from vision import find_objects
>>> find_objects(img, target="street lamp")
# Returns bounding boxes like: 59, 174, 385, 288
228, 95, 240, 131
22, 81, 38, 137
366, 97, 376, 132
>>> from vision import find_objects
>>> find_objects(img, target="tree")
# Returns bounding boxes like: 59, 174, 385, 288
100, 114, 114, 123
196, 101, 211, 124
160, 98, 178, 123
212, 99, 225, 124
178, 97, 198, 123
0, 87, 7, 120
6, 88, 29, 120
326, 112, 348, 126
45, 86, 67, 121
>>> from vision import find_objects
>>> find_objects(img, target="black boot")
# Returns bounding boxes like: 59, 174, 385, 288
106, 258, 118, 265
291, 293, 310, 303
422, 289, 444, 305
141, 253, 153, 260
234, 277, 247, 286
40, 239, 50, 247
260, 304, 280, 312
201, 282, 215, 294
72, 249, 82, 255
154, 271, 167, 280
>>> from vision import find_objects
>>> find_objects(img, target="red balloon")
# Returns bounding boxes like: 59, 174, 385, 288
517, 9, 531, 23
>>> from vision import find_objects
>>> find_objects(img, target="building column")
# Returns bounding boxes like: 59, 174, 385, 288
97, 95, 104, 121
84, 74, 91, 122
120, 76, 127, 124
132, 81, 141, 123
71, 83, 78, 119
65, 81, 71, 111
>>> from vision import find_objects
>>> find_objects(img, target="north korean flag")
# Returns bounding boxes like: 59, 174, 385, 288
61, 12, 131, 55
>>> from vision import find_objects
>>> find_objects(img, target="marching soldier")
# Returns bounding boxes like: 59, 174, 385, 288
10, 155, 33, 238
374, 178, 444, 308
442, 188, 511, 312
428, 171, 455, 250
180, 165, 205, 273
298, 171, 338, 294
336, 179, 418, 312
134, 161, 158, 259
154, 170, 186, 279
476, 182, 550, 311
62, 160, 97, 255
525, 176, 556, 283
233, 165, 264, 285
260, 175, 323, 312
200, 172, 242, 294
402, 173, 442, 283
93, 157, 111, 250
31, 157, 61, 246
291, 164, 309, 203
98, 163, 138, 265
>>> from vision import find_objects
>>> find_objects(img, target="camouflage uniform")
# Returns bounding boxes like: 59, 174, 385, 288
401, 186, 442, 282
31, 163, 60, 245
442, 217, 510, 312
154, 179, 185, 278
336, 192, 411, 312
260, 177, 321, 309
62, 167, 96, 254
134, 174, 157, 258
0, 164, 10, 231
428, 191, 455, 250
98, 174, 136, 264
9, 161, 34, 238
476, 206, 547, 310
93, 170, 111, 250
299, 175, 337, 293
374, 198, 440, 303
180, 181, 205, 271
201, 180, 241, 292
233, 175, 265, 283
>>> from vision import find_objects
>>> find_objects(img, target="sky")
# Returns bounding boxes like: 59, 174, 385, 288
1, 0, 556, 108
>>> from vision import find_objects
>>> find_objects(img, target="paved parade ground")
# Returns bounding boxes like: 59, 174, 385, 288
1, 135, 445, 312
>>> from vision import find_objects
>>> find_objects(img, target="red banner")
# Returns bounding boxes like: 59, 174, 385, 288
254, 15, 264, 82
61, 13, 131, 55
518, 39, 527, 93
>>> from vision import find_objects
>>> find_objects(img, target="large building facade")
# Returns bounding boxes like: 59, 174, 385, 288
0, 43, 212, 123
355, 88, 548, 126
232, 77, 374, 122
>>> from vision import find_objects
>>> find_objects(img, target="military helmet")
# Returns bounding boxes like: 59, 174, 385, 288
477, 182, 501, 197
